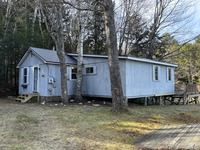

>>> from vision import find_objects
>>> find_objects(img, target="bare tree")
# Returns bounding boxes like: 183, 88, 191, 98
145, 0, 197, 59
64, 0, 127, 111
117, 0, 148, 55
39, 2, 69, 104
116, 0, 199, 59
103, 0, 127, 112
74, 0, 85, 101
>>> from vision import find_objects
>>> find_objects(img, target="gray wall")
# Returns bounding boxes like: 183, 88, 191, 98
46, 64, 76, 97
125, 60, 175, 98
81, 57, 175, 99
81, 57, 126, 98
19, 53, 44, 94
19, 53, 175, 99
19, 53, 76, 96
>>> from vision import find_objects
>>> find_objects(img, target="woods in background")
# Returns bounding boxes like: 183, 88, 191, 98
0, 0, 200, 97
0, 1, 54, 95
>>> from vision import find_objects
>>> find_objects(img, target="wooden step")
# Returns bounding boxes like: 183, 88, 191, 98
18, 96, 25, 99
15, 93, 40, 103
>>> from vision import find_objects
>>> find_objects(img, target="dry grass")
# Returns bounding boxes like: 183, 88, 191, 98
0, 98, 200, 150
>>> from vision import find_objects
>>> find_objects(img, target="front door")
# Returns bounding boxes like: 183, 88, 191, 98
33, 67, 38, 92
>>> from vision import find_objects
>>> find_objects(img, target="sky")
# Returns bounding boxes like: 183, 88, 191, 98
114, 0, 200, 43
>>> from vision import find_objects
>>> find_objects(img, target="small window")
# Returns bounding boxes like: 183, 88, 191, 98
155, 66, 159, 80
153, 65, 160, 81
71, 67, 77, 80
167, 67, 172, 81
22, 67, 29, 84
86, 67, 94, 74
84, 66, 96, 75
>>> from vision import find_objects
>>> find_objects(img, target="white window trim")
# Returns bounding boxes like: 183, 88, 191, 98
70, 66, 77, 80
22, 67, 29, 84
84, 65, 97, 75
153, 65, 160, 82
33, 65, 39, 92
167, 67, 172, 82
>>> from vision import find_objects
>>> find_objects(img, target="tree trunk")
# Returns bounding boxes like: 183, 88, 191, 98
75, 2, 84, 102
56, 42, 68, 104
103, 0, 127, 112
56, 4, 68, 104
40, 3, 69, 104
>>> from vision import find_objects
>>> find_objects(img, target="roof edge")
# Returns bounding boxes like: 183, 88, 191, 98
29, 47, 47, 63
17, 47, 77, 68
16, 47, 47, 68
67, 53, 178, 67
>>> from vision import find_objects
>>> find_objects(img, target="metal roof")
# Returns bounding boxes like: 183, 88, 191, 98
67, 53, 178, 67
17, 47, 77, 67
17, 47, 178, 68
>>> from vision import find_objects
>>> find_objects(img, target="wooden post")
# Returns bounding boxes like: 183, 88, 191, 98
164, 96, 166, 105
171, 97, 174, 105
159, 96, 163, 105
37, 94, 40, 102
125, 98, 128, 107
144, 97, 147, 106
195, 97, 199, 105
152, 97, 155, 105
183, 84, 188, 105
147, 97, 150, 105
183, 95, 188, 105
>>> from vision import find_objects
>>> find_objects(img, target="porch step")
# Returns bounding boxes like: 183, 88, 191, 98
15, 93, 40, 103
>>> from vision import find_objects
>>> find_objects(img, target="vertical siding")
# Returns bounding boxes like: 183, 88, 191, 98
20, 53, 44, 68
81, 57, 126, 98
19, 53, 44, 94
47, 65, 61, 96
81, 58, 111, 97
43, 65, 76, 97
19, 53, 76, 96
19, 53, 175, 98
126, 60, 175, 98
38, 64, 48, 96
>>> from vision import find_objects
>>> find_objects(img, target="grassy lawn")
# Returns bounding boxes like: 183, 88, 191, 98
0, 98, 200, 150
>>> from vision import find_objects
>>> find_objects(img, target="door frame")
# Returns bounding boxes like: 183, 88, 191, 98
33, 65, 39, 93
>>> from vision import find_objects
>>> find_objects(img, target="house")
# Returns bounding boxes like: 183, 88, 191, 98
17, 47, 178, 102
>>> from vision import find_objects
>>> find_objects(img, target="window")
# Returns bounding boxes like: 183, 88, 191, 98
153, 65, 160, 81
167, 67, 172, 81
155, 66, 159, 80
84, 66, 96, 75
71, 67, 77, 79
86, 67, 94, 74
22, 67, 29, 84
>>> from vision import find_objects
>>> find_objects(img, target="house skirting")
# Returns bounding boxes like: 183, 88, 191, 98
40, 95, 74, 102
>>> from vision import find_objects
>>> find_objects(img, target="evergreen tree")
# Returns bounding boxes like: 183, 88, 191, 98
0, 1, 53, 95
84, 3, 106, 54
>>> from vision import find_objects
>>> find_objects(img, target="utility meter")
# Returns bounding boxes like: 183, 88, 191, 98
48, 77, 53, 84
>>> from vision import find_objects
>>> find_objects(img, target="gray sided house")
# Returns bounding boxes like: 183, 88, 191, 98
17, 47, 178, 101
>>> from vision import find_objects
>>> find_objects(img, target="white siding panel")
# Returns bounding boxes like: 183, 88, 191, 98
18, 52, 175, 98
20, 53, 43, 68
81, 58, 126, 98
46, 65, 76, 97
19, 53, 44, 95
126, 60, 175, 98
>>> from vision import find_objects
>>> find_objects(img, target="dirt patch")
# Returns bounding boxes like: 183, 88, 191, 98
174, 112, 200, 123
